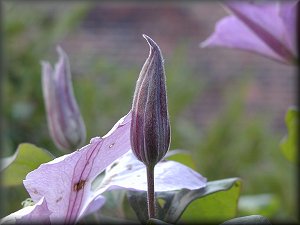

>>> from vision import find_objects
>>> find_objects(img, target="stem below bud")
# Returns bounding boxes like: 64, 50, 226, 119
146, 165, 156, 219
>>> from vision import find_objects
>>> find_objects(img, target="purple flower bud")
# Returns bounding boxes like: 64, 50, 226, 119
130, 34, 171, 167
41, 46, 86, 152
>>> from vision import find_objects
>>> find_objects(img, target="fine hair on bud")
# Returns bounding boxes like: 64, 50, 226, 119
130, 34, 170, 168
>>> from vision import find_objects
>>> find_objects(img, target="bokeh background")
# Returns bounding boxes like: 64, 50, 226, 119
1, 1, 297, 222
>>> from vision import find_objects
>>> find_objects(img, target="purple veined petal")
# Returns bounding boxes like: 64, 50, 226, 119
201, 15, 286, 63
224, 1, 296, 63
278, 1, 298, 56
0, 197, 51, 224
23, 111, 132, 224
224, 1, 284, 43
201, 0, 298, 64
77, 151, 206, 221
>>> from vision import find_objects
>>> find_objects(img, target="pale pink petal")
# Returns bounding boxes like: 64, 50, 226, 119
23, 112, 132, 224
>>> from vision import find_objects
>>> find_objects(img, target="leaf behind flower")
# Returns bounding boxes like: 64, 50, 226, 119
0, 143, 54, 187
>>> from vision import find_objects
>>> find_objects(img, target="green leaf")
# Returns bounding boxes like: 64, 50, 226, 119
127, 178, 241, 224
173, 178, 242, 223
0, 143, 55, 186
220, 215, 271, 224
280, 107, 298, 163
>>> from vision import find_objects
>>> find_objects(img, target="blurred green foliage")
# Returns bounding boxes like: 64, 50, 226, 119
2, 2, 92, 217
238, 194, 280, 218
2, 2, 91, 157
178, 178, 242, 223
1, 143, 54, 187
1, 2, 297, 223
193, 83, 297, 221
280, 107, 298, 163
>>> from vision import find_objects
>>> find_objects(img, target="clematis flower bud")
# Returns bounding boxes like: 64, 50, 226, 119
130, 34, 171, 168
41, 46, 86, 152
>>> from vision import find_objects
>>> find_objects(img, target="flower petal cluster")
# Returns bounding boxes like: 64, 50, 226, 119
1, 112, 206, 224
201, 1, 298, 65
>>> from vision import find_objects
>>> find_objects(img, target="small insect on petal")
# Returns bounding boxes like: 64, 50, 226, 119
73, 180, 86, 192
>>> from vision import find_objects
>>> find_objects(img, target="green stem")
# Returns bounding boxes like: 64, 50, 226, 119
146, 165, 156, 219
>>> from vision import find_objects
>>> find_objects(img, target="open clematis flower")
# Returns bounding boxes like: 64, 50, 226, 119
41, 46, 86, 152
1, 112, 132, 224
201, 1, 299, 65
0, 112, 206, 224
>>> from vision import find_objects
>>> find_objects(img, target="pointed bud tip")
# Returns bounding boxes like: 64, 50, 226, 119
142, 34, 160, 51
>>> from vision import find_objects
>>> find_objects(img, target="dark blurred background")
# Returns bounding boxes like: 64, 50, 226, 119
1, 1, 297, 222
